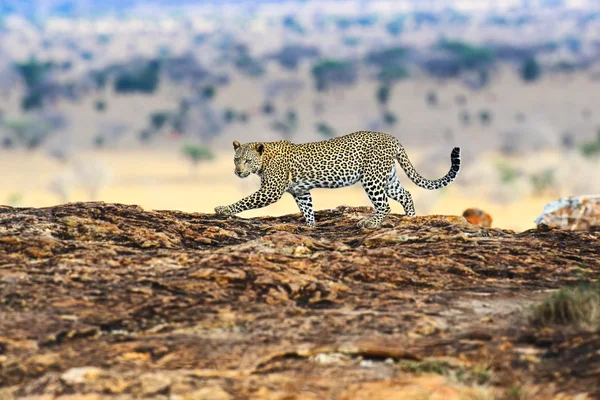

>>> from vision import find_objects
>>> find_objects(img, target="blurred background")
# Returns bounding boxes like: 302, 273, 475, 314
1, 0, 599, 231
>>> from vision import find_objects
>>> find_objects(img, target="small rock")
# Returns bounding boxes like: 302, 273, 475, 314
462, 208, 493, 227
310, 353, 351, 365
61, 367, 103, 385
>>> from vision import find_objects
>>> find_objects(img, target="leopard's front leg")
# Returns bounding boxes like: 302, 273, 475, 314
215, 162, 288, 216
215, 189, 283, 215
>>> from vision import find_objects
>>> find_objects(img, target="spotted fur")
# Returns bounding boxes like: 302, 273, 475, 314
215, 131, 461, 228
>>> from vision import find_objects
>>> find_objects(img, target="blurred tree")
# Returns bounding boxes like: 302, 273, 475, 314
150, 112, 170, 130
90, 70, 107, 90
521, 57, 541, 82
181, 144, 215, 174
95, 100, 106, 112
377, 65, 409, 84
530, 168, 556, 196
383, 111, 398, 126
311, 59, 357, 92
495, 162, 521, 184
262, 102, 275, 115
272, 45, 320, 70
426, 90, 438, 107
580, 130, 600, 157
285, 110, 297, 129
201, 85, 216, 100
437, 40, 494, 70
366, 47, 409, 66
223, 108, 236, 123
376, 85, 390, 107
317, 122, 336, 138
21, 90, 44, 111
386, 17, 404, 36
5, 118, 52, 149
93, 135, 105, 148
14, 58, 53, 89
238, 112, 249, 124
479, 109, 492, 125
138, 129, 153, 143
283, 15, 305, 35
459, 110, 471, 125
114, 60, 160, 94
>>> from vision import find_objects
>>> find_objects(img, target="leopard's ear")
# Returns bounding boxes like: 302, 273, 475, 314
256, 143, 265, 155
233, 140, 241, 150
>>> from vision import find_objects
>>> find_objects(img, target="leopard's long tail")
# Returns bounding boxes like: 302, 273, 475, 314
396, 145, 461, 190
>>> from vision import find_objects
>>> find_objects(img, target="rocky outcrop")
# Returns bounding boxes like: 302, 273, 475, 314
535, 195, 600, 230
0, 202, 599, 399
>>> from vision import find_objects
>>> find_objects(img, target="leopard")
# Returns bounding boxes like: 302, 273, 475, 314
214, 130, 461, 228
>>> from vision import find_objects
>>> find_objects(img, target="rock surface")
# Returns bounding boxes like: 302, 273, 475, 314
0, 202, 599, 399
535, 195, 600, 230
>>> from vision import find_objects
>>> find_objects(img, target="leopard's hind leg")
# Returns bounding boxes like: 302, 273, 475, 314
386, 166, 416, 216
358, 160, 392, 229
292, 192, 316, 227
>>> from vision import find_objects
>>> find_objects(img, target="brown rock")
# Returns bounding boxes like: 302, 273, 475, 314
0, 202, 598, 399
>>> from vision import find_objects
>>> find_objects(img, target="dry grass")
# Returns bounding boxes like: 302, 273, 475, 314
531, 283, 600, 330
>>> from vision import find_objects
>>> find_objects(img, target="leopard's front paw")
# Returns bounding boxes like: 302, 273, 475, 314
214, 205, 234, 216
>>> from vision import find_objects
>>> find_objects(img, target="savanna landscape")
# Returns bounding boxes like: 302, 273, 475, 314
1, 0, 600, 399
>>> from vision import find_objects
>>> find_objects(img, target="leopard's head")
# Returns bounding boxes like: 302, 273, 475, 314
232, 141, 265, 178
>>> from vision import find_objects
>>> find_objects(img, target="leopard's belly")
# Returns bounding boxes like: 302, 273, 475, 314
286, 172, 362, 195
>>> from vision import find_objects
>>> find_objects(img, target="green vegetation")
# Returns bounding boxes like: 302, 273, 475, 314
95, 100, 106, 112
377, 85, 390, 107
396, 359, 491, 385
21, 90, 44, 111
150, 111, 170, 130
311, 59, 356, 91
90, 70, 107, 90
114, 60, 160, 94
530, 168, 555, 196
426, 90, 438, 107
521, 58, 541, 82
262, 102, 275, 115
501, 385, 530, 400
15, 58, 53, 88
223, 108, 236, 123
138, 129, 153, 143
93, 135, 105, 148
201, 85, 216, 100
366, 47, 409, 66
6, 192, 24, 207
316, 122, 336, 138
580, 131, 600, 157
342, 36, 361, 47
181, 144, 215, 167
238, 112, 249, 123
5, 118, 53, 149
479, 109, 492, 125
437, 40, 494, 69
383, 111, 398, 126
459, 110, 471, 125
377, 65, 409, 84
234, 54, 265, 77
495, 162, 520, 184
531, 283, 600, 330
283, 15, 305, 35
386, 16, 405, 36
